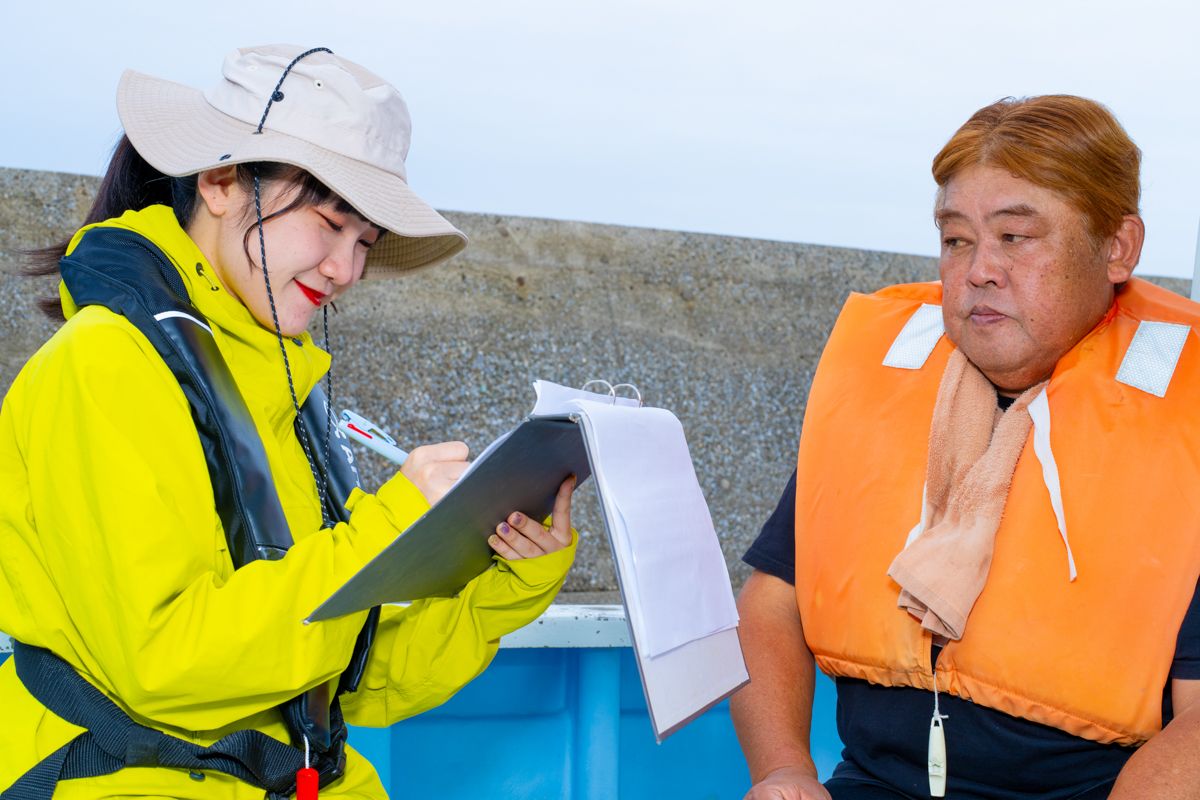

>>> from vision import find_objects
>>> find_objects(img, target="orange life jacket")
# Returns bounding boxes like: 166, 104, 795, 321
794, 277, 1200, 746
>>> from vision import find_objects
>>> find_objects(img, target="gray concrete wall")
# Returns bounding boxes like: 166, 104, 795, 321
2, 167, 1189, 596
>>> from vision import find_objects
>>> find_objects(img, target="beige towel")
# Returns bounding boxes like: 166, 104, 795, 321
887, 349, 1047, 640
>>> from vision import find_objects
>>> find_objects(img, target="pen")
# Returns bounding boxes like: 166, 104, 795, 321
338, 409, 409, 466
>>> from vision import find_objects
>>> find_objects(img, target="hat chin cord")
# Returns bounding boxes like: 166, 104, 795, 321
252, 170, 337, 527
247, 46, 343, 527
255, 47, 334, 135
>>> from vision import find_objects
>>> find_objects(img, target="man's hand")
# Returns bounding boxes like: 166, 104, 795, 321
400, 441, 469, 504
731, 571, 825, 799
744, 766, 832, 800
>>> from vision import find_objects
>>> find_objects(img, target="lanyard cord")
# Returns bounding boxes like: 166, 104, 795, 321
932, 668, 948, 723
321, 304, 335, 485
252, 174, 334, 527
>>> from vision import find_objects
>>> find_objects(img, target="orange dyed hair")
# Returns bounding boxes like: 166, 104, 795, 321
932, 95, 1141, 240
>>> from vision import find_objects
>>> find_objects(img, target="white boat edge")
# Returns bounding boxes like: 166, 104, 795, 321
0, 604, 631, 657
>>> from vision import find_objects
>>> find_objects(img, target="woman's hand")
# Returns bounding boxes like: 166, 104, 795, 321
400, 441, 469, 505
488, 476, 576, 560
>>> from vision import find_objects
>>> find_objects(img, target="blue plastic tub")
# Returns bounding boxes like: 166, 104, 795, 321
352, 645, 842, 799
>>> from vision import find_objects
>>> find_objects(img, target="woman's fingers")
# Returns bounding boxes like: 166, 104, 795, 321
400, 441, 470, 505
493, 517, 545, 559
427, 441, 469, 461
493, 476, 578, 560
548, 475, 576, 546
505, 512, 557, 556
488, 531, 524, 560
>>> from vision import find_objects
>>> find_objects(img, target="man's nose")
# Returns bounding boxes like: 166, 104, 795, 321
966, 240, 1008, 288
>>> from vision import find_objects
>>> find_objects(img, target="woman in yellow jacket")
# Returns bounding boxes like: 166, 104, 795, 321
0, 45, 576, 799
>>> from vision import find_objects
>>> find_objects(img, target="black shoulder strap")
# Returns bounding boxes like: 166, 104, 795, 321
296, 386, 379, 697
60, 227, 292, 564
297, 383, 361, 525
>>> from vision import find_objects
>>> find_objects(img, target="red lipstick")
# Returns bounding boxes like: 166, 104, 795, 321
297, 282, 326, 306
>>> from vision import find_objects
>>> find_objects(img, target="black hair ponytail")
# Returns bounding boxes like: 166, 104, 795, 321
25, 134, 197, 319
26, 133, 350, 321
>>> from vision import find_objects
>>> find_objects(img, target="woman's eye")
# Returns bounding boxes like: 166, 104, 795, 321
318, 212, 343, 233
358, 238, 376, 250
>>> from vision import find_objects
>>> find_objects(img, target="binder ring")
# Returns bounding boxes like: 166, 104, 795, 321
581, 379, 614, 397
612, 383, 643, 407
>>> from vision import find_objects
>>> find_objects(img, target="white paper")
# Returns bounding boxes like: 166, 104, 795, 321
639, 626, 747, 738
577, 403, 739, 657
531, 381, 739, 659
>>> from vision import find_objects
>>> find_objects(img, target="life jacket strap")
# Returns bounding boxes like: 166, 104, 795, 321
0, 643, 344, 800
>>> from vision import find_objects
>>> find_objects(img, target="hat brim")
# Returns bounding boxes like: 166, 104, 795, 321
117, 69, 467, 278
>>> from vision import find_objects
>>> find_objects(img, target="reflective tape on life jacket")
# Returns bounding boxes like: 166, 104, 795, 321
1116, 320, 1192, 398
882, 303, 944, 370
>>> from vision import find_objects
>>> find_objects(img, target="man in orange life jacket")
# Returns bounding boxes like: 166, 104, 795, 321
730, 95, 1200, 800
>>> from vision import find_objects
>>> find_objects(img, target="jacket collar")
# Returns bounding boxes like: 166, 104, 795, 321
61, 205, 331, 431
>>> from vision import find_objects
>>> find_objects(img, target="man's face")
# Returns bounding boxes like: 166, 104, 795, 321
936, 164, 1120, 395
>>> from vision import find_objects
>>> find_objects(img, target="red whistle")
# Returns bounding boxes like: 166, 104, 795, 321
296, 766, 319, 800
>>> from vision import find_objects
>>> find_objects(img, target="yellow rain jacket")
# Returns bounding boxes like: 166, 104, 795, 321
0, 206, 576, 799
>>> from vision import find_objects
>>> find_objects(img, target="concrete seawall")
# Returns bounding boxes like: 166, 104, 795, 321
2, 167, 1188, 594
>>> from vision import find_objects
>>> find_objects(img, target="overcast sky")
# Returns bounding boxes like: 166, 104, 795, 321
5, 0, 1199, 279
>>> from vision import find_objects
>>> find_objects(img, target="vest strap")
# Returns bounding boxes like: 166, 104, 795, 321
0, 644, 315, 800
60, 229, 294, 565
1029, 388, 1077, 581
883, 304, 944, 370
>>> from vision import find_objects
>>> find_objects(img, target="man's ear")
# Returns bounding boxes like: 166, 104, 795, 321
1106, 214, 1144, 285
195, 166, 241, 218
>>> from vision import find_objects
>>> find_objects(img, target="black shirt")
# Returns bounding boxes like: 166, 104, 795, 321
745, 469, 1200, 798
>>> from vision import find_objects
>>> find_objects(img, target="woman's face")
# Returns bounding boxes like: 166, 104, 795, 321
195, 167, 380, 336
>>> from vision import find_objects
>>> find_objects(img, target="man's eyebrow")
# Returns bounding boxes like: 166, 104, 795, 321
934, 208, 965, 226
988, 203, 1040, 221
934, 204, 1042, 226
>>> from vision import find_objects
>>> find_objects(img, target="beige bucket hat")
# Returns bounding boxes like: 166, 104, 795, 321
117, 44, 467, 278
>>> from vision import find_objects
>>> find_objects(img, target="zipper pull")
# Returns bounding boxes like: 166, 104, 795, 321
194, 262, 220, 292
